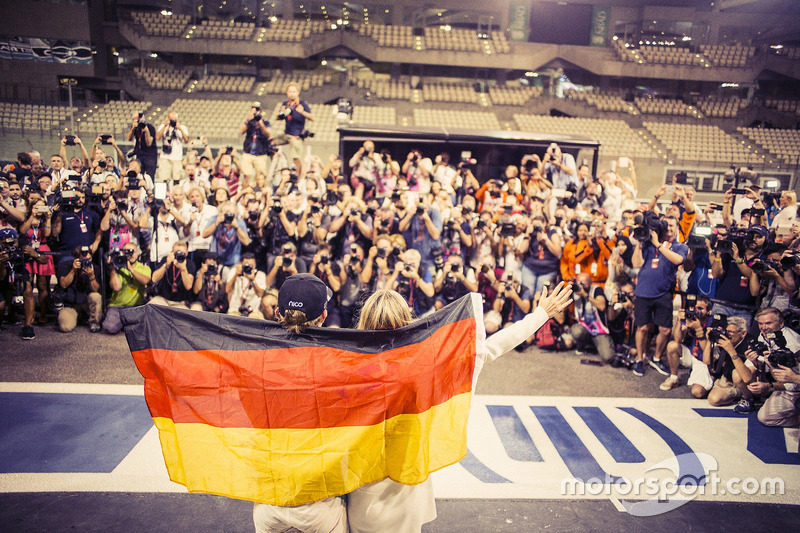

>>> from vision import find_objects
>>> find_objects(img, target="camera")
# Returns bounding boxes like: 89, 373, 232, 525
282, 256, 292, 267
768, 348, 797, 369
762, 190, 782, 205
271, 200, 283, 214
174, 251, 187, 263
476, 219, 487, 230
205, 263, 218, 276
310, 204, 321, 214
80, 256, 93, 269
481, 264, 490, 274
391, 191, 402, 202
64, 135, 76, 146
532, 224, 543, 234
707, 313, 728, 344
687, 224, 713, 249
376, 247, 387, 259
320, 255, 329, 265
242, 263, 253, 275
109, 250, 128, 269
225, 146, 234, 155
416, 205, 425, 216
100, 134, 112, 144
253, 112, 262, 122
632, 210, 667, 243
277, 110, 289, 120
299, 130, 314, 140
751, 259, 781, 275
451, 263, 462, 274
224, 212, 235, 224
780, 252, 799, 269
404, 262, 414, 271
500, 222, 516, 238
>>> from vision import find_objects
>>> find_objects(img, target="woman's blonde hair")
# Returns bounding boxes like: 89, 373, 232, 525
279, 309, 325, 334
356, 290, 412, 330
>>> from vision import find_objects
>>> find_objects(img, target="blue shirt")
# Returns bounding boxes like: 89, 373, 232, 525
402, 207, 443, 272
57, 207, 101, 252
209, 217, 247, 266
282, 99, 311, 137
635, 240, 688, 298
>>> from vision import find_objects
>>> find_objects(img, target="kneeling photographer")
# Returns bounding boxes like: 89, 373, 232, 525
226, 253, 266, 319
745, 307, 800, 425
148, 241, 195, 309
663, 295, 715, 393
56, 245, 102, 333
569, 273, 614, 361
103, 242, 151, 334
702, 316, 755, 407
631, 213, 688, 377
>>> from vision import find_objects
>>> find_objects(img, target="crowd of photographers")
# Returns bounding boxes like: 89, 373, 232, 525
1, 89, 800, 427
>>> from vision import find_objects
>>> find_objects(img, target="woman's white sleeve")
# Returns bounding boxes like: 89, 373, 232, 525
482, 307, 549, 364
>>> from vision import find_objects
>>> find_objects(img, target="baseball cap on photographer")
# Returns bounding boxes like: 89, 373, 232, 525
747, 225, 769, 238
0, 227, 19, 240
277, 274, 332, 321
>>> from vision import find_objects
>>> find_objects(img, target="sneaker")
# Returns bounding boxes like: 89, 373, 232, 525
89, 322, 101, 333
20, 325, 35, 340
632, 361, 644, 377
575, 348, 585, 356
659, 376, 679, 391
650, 359, 670, 376
734, 398, 753, 414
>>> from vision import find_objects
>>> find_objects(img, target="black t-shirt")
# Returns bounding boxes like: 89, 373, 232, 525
715, 255, 760, 306
155, 258, 196, 301
264, 211, 301, 256
57, 207, 101, 252
56, 255, 99, 305
132, 123, 158, 163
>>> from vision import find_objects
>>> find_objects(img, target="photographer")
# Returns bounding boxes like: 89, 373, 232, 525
662, 296, 714, 393
433, 253, 478, 311
51, 187, 103, 254
19, 195, 55, 322
740, 308, 800, 425
0, 228, 47, 339
631, 215, 689, 377
709, 225, 767, 326
226, 253, 266, 319
189, 252, 227, 314
272, 82, 314, 176
543, 142, 577, 190
361, 235, 398, 291
148, 195, 181, 265
213, 150, 242, 196
155, 111, 189, 187
126, 112, 157, 179
401, 152, 433, 195
309, 243, 342, 327
149, 241, 195, 309
239, 103, 273, 183
59, 135, 90, 174
770, 190, 797, 229
492, 274, 533, 337
703, 316, 755, 407
102, 242, 152, 334
387, 248, 435, 317
606, 280, 636, 350
0, 181, 27, 229
348, 141, 384, 200
568, 273, 614, 361
90, 134, 127, 176
754, 243, 794, 311
561, 221, 590, 282
184, 187, 217, 268
399, 195, 442, 272
55, 245, 102, 333
261, 194, 299, 265
296, 195, 330, 267
440, 206, 473, 260
266, 242, 305, 291
649, 181, 696, 243
102, 187, 147, 252
328, 198, 373, 258
338, 243, 367, 328
204, 201, 251, 272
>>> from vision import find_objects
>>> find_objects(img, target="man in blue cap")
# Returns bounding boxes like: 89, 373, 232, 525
0, 227, 48, 339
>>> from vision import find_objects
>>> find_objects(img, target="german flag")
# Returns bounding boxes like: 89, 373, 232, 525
120, 294, 483, 506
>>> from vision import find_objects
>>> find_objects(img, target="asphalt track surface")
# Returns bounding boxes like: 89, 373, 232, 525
1, 320, 799, 532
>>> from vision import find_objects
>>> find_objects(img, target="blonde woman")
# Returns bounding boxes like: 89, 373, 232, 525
347, 283, 573, 533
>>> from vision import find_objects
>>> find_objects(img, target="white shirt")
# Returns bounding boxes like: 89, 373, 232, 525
227, 268, 267, 312
187, 204, 218, 252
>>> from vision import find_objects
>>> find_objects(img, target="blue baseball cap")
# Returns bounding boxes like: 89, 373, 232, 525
0, 227, 18, 240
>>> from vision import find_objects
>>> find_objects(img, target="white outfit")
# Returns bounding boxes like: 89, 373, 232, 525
186, 204, 218, 253
771, 205, 797, 229
347, 300, 549, 533
227, 269, 267, 312
253, 496, 346, 533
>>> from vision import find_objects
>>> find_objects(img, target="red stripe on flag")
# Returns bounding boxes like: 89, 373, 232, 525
133, 317, 476, 429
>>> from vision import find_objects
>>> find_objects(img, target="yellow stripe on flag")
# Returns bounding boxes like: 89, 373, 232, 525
153, 392, 471, 506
